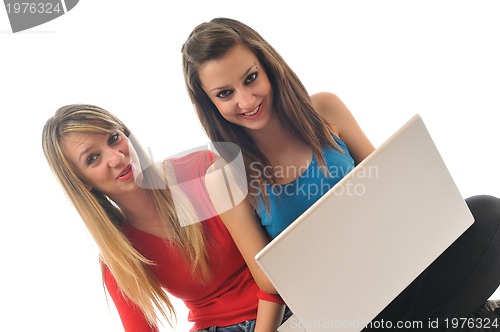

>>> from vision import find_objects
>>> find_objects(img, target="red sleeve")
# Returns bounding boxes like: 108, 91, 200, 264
103, 265, 159, 332
256, 289, 286, 304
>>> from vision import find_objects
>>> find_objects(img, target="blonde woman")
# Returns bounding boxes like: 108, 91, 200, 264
42, 104, 290, 332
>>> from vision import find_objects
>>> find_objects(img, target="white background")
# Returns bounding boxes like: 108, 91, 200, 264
1, 1, 499, 331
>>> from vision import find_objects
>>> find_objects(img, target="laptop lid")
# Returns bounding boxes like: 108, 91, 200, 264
255, 114, 474, 331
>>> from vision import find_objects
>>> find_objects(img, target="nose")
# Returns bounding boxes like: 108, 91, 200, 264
237, 89, 257, 111
107, 148, 125, 168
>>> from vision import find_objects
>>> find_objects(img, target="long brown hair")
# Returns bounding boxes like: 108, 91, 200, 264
42, 104, 211, 327
181, 17, 341, 209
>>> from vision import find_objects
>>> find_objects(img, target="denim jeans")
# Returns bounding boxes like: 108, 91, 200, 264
196, 307, 293, 332
196, 319, 256, 332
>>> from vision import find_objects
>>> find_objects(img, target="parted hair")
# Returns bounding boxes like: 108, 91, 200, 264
181, 17, 341, 209
41, 104, 211, 328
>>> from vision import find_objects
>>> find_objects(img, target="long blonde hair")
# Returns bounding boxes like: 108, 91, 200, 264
181, 17, 341, 209
42, 104, 211, 327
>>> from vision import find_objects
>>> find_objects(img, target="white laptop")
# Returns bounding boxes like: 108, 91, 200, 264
254, 114, 474, 331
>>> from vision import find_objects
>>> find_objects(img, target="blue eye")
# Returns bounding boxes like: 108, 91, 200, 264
108, 133, 120, 144
87, 154, 98, 166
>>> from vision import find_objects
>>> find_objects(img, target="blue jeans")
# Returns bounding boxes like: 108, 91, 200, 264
196, 307, 293, 332
196, 319, 256, 332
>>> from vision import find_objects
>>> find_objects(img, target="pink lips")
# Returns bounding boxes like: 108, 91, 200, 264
116, 164, 133, 180
239, 103, 263, 120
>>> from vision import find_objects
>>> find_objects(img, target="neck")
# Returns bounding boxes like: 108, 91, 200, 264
246, 115, 289, 155
246, 115, 308, 163
114, 188, 159, 226
112, 187, 173, 240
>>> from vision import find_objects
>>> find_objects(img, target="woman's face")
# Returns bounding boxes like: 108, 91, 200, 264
198, 44, 274, 132
62, 130, 142, 200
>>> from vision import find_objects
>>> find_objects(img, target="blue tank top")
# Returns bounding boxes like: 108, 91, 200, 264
256, 136, 354, 239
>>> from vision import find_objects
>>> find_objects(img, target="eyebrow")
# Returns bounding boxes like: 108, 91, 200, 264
78, 146, 92, 163
209, 63, 258, 93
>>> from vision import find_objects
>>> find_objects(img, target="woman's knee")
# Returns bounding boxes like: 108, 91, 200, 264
462, 195, 500, 246
466, 195, 500, 225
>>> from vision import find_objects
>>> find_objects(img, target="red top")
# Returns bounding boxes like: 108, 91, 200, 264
103, 151, 259, 331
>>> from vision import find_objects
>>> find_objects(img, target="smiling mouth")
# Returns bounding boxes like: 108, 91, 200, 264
241, 103, 261, 117
117, 164, 132, 179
